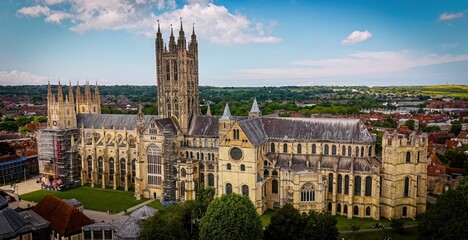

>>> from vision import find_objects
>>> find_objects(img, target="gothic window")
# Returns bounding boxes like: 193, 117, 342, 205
67, 109, 69, 115
264, 169, 269, 176
226, 183, 232, 194
272, 180, 278, 194
337, 203, 341, 213
342, 146, 346, 156
402, 206, 407, 217
361, 147, 364, 157
354, 176, 361, 196
98, 157, 103, 183
369, 146, 372, 157
200, 173, 205, 185
181, 168, 186, 177
165, 61, 170, 81
190, 152, 193, 158
301, 183, 315, 202
173, 60, 178, 80
353, 206, 359, 216
147, 145, 162, 186
406, 152, 411, 163
167, 99, 172, 116
356, 147, 359, 157
380, 176, 383, 196
200, 163, 204, 170
416, 176, 420, 197
328, 173, 333, 193
240, 164, 246, 171
93, 106, 96, 113
181, 182, 185, 197
201, 153, 204, 160
242, 185, 249, 197
197, 152, 200, 160
404, 177, 410, 197
344, 204, 348, 214
185, 151, 188, 158
324, 144, 329, 155
365, 176, 372, 196
208, 173, 214, 187
348, 146, 352, 157
417, 151, 420, 162
332, 145, 337, 155
87, 156, 92, 179
272, 170, 278, 176
328, 202, 332, 212
131, 160, 136, 184
344, 175, 350, 194
271, 143, 275, 152
337, 174, 342, 194
227, 163, 231, 170
233, 129, 240, 140
82, 106, 85, 113
366, 206, 371, 216
283, 144, 288, 153
312, 144, 316, 154
174, 99, 179, 117
297, 144, 302, 154
120, 159, 126, 186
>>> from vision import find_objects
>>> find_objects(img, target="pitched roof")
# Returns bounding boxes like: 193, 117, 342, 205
220, 103, 233, 120
250, 98, 260, 113
32, 195, 93, 237
188, 116, 220, 137
238, 117, 267, 146
457, 131, 468, 139
77, 114, 177, 133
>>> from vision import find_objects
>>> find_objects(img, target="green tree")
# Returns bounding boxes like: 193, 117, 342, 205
419, 187, 468, 240
449, 120, 462, 136
303, 211, 339, 240
199, 193, 262, 240
140, 207, 190, 240
404, 120, 415, 130
264, 203, 306, 240
33, 115, 47, 123
390, 218, 405, 233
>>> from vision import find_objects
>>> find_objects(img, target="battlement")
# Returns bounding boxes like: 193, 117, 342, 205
382, 129, 428, 148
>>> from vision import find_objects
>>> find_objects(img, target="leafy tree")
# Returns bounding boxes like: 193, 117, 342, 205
350, 224, 360, 232
199, 193, 262, 240
0, 142, 15, 155
404, 119, 415, 130
303, 211, 339, 240
390, 217, 405, 233
143, 105, 158, 115
419, 186, 468, 240
264, 203, 306, 240
140, 206, 190, 240
449, 120, 462, 136
33, 115, 47, 123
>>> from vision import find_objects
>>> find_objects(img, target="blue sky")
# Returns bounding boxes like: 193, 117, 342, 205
0, 0, 467, 86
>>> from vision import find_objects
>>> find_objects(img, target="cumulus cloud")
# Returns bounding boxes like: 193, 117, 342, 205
16, 0, 280, 44
0, 70, 48, 85
341, 30, 372, 45
439, 12, 464, 21
235, 51, 468, 80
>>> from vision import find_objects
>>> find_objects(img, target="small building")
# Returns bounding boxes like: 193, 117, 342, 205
0, 155, 28, 184
64, 198, 84, 212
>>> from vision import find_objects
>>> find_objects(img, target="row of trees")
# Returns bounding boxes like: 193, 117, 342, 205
140, 189, 339, 240
0, 115, 47, 132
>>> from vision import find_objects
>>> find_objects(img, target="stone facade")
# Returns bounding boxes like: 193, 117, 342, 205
38, 22, 427, 220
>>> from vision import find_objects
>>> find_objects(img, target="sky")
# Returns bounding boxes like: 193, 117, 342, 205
0, 0, 467, 87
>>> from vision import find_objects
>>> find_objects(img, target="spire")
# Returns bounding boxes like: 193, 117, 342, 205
189, 22, 197, 53
206, 103, 212, 116
47, 81, 53, 103
179, 17, 184, 32
76, 81, 81, 103
157, 19, 161, 34
220, 103, 233, 120
85, 81, 91, 101
250, 98, 260, 113
68, 81, 74, 104
177, 18, 186, 51
57, 81, 63, 103
169, 24, 176, 52
192, 22, 196, 37
94, 81, 100, 101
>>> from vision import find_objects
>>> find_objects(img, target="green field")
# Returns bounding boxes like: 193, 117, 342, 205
339, 226, 420, 240
146, 199, 166, 211
421, 84, 468, 99
20, 186, 146, 212
260, 209, 276, 227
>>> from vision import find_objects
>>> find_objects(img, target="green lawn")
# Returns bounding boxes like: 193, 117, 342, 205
260, 209, 276, 227
20, 186, 146, 212
340, 226, 420, 240
146, 200, 166, 211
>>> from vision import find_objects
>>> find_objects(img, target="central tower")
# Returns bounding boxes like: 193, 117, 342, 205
156, 20, 199, 133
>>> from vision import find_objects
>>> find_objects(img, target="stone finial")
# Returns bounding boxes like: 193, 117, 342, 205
220, 103, 233, 120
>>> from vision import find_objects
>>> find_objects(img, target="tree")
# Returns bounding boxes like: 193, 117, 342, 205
140, 207, 190, 240
264, 203, 306, 240
390, 217, 405, 233
303, 211, 339, 240
404, 120, 415, 130
199, 193, 263, 240
419, 186, 468, 240
449, 120, 462, 136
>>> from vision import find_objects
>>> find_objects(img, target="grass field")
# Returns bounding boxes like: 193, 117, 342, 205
20, 186, 146, 212
260, 209, 276, 227
146, 200, 166, 211
339, 226, 420, 240
421, 85, 468, 99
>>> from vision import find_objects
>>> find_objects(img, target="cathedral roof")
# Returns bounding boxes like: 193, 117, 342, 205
188, 116, 220, 137
77, 114, 177, 133
250, 98, 260, 113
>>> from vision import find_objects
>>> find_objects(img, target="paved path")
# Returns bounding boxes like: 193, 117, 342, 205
0, 175, 42, 195
339, 224, 418, 234
83, 198, 157, 222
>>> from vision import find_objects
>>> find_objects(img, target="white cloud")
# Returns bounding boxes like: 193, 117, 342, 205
16, 0, 280, 44
341, 30, 372, 45
0, 70, 48, 85
235, 51, 468, 81
439, 12, 464, 21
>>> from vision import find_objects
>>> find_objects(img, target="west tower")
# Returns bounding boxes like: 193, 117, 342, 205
156, 20, 199, 134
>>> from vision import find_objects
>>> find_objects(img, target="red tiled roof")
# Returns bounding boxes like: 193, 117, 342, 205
457, 131, 468, 139
32, 195, 93, 237
445, 140, 461, 149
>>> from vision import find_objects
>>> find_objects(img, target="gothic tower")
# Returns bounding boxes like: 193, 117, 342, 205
47, 82, 77, 129
76, 81, 101, 114
156, 20, 200, 134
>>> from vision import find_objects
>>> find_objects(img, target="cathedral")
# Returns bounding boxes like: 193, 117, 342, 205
38, 21, 427, 220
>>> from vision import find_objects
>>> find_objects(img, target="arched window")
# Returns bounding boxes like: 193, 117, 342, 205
208, 173, 214, 187
185, 151, 188, 158
233, 129, 239, 140
361, 147, 364, 157
356, 147, 359, 157
190, 152, 193, 158
402, 206, 407, 217
173, 60, 178, 80
200, 173, 205, 185
406, 152, 411, 163
416, 176, 420, 197
87, 156, 92, 179
98, 157, 103, 174
328, 202, 332, 212
174, 99, 179, 117
271, 143, 275, 152
242, 185, 249, 197
131, 159, 136, 184
328, 173, 333, 193
197, 152, 200, 160
297, 144, 302, 154
312, 144, 316, 154
167, 99, 172, 116
120, 159, 126, 186
264, 169, 269, 176
165, 61, 170, 80
332, 145, 337, 155
366, 206, 371, 216
417, 151, 420, 162
344, 204, 348, 214
344, 175, 350, 194
353, 206, 359, 216
369, 146, 372, 157
272, 170, 278, 176
337, 203, 341, 213
365, 176, 372, 196
324, 145, 329, 155
272, 180, 278, 194
240, 164, 246, 171
337, 174, 343, 194
147, 145, 162, 186
227, 163, 231, 170
200, 163, 204, 170
109, 158, 114, 184
301, 183, 315, 202
404, 177, 410, 197
354, 176, 361, 196
181, 168, 186, 177
205, 139, 208, 148
348, 146, 352, 157
226, 183, 232, 194
201, 153, 204, 160
283, 144, 288, 153
342, 146, 346, 156
180, 182, 185, 197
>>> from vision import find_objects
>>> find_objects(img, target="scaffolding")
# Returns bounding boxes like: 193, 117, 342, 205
162, 128, 177, 201
37, 128, 80, 189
